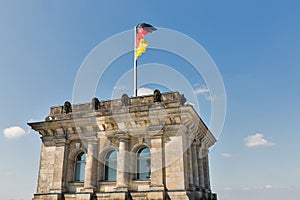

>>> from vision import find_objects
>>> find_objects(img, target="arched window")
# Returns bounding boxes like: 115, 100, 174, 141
137, 147, 151, 180
74, 152, 86, 182
104, 150, 117, 181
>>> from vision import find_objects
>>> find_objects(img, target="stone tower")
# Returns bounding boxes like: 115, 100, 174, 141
28, 91, 217, 200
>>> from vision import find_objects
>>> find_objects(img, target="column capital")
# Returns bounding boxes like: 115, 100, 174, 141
201, 147, 209, 154
147, 130, 164, 138
192, 140, 198, 147
150, 134, 164, 139
53, 135, 68, 147
86, 137, 98, 144
117, 133, 130, 142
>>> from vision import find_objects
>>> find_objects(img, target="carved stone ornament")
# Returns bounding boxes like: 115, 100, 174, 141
91, 97, 100, 110
121, 93, 130, 106
63, 101, 72, 114
153, 89, 162, 102
179, 94, 187, 106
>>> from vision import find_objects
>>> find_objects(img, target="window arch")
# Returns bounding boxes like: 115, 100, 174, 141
137, 147, 151, 180
104, 150, 117, 181
74, 152, 86, 182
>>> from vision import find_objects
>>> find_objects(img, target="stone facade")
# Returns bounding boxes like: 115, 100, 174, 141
28, 91, 217, 200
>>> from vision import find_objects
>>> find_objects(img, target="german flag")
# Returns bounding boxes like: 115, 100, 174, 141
136, 23, 157, 60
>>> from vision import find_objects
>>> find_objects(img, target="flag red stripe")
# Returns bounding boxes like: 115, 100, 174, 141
136, 29, 150, 48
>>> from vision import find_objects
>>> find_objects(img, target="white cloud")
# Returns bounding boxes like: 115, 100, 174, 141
114, 85, 128, 90
3, 126, 26, 139
221, 153, 233, 158
194, 86, 214, 101
244, 133, 274, 147
137, 87, 154, 96
27, 118, 38, 123
185, 102, 195, 106
264, 185, 273, 189
254, 184, 274, 190
194, 87, 209, 94
3, 170, 15, 177
224, 187, 233, 191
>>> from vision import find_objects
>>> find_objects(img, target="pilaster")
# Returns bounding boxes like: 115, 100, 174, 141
50, 129, 68, 193
150, 132, 165, 190
164, 135, 185, 190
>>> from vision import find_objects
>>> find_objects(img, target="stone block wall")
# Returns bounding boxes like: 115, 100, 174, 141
29, 91, 217, 200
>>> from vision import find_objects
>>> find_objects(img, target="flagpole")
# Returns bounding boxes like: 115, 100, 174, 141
134, 26, 137, 97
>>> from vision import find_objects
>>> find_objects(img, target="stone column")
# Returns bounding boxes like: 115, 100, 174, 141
150, 135, 164, 190
191, 141, 200, 190
187, 145, 194, 189
182, 133, 194, 190
84, 139, 98, 191
182, 135, 190, 190
116, 137, 129, 191
197, 146, 205, 189
202, 148, 211, 190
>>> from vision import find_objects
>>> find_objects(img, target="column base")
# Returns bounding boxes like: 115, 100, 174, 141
96, 192, 128, 200
82, 185, 96, 193
166, 190, 218, 200
150, 184, 165, 191
75, 193, 93, 200
115, 185, 128, 192
49, 187, 64, 193
93, 190, 217, 200
147, 191, 164, 200
33, 194, 63, 200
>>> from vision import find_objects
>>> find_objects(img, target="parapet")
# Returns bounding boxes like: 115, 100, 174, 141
46, 90, 187, 121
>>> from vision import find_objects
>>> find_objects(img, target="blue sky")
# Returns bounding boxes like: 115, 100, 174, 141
1, 1, 300, 199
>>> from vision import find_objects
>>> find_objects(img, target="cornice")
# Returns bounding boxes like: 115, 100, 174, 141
28, 91, 216, 148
